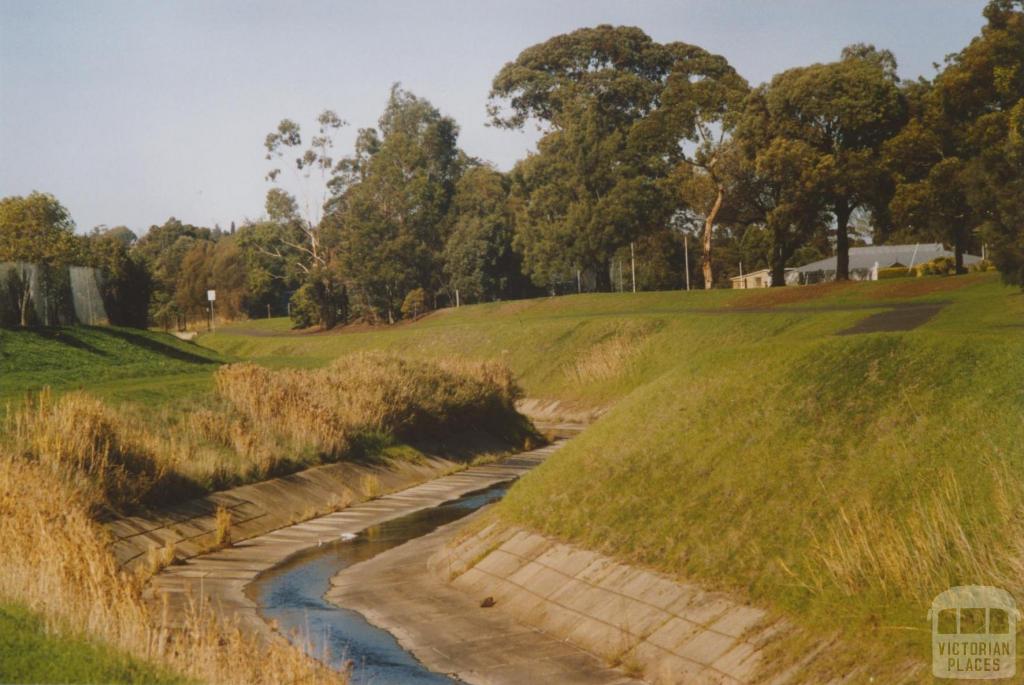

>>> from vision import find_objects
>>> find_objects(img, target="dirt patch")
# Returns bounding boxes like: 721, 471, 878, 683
860, 274, 983, 300
728, 281, 859, 309
837, 303, 947, 335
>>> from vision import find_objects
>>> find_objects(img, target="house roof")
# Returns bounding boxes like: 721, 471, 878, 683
795, 243, 981, 273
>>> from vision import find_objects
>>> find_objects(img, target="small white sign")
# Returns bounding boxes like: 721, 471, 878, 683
207, 290, 216, 302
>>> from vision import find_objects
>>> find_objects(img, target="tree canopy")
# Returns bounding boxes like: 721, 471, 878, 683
491, 25, 746, 290
6, 3, 1022, 331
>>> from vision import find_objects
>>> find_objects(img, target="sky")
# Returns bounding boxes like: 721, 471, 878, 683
0, 0, 989, 236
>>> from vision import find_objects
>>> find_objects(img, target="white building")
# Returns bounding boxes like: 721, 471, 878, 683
729, 268, 799, 289
794, 243, 981, 284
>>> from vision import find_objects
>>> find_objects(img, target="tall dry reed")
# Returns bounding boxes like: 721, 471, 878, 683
215, 352, 524, 454
0, 446, 345, 684
4, 389, 163, 512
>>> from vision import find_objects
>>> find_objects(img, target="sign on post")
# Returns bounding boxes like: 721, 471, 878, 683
207, 290, 216, 331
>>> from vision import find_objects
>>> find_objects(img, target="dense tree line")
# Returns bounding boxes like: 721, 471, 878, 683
1, 1, 1020, 329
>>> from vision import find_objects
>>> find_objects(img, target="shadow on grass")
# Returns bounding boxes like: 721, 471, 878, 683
27, 328, 109, 357
96, 327, 220, 365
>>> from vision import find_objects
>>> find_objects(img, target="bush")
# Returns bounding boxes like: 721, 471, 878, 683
401, 287, 428, 320
914, 256, 956, 277
288, 283, 320, 328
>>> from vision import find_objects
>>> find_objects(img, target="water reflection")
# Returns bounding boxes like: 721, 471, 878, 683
250, 484, 509, 685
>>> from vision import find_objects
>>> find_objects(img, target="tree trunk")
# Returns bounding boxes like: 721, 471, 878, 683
18, 267, 30, 327
595, 260, 612, 292
835, 202, 852, 281
19, 289, 30, 327
954, 237, 965, 275
702, 184, 724, 290
771, 246, 788, 288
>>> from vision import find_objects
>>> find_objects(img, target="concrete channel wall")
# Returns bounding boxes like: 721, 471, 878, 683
105, 455, 462, 568
434, 524, 788, 685
143, 446, 563, 637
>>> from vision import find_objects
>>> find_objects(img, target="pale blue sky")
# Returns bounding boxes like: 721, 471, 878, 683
0, 0, 988, 234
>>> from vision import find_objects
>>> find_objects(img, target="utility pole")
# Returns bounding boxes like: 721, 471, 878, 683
267, 303, 271, 319
630, 242, 636, 293
684, 234, 691, 291
739, 261, 744, 289
576, 269, 581, 294
455, 289, 460, 308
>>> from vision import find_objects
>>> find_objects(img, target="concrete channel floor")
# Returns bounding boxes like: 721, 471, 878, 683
148, 440, 641, 683
327, 509, 643, 685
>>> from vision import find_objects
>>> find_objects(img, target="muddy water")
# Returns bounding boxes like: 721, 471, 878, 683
249, 483, 510, 685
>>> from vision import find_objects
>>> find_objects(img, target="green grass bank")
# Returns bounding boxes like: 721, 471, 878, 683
0, 602, 189, 685
2, 273, 1018, 678
203, 272, 1023, 677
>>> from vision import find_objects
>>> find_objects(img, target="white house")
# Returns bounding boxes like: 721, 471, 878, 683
730, 268, 799, 289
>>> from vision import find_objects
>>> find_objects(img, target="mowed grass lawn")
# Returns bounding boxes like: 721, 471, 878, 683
0, 325, 223, 406
203, 272, 1024, 676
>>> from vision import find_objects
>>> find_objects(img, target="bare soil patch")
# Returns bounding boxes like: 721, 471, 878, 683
837, 302, 947, 335
727, 281, 858, 309
861, 274, 982, 300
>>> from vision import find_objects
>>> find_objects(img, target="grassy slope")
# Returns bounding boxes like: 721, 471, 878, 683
0, 602, 188, 685
202, 273, 1024, 674
0, 325, 223, 406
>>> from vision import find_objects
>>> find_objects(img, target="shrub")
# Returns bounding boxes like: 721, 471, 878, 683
914, 256, 956, 276
401, 287, 428, 320
288, 283, 320, 328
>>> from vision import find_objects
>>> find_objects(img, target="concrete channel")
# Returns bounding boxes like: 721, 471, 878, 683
145, 439, 643, 683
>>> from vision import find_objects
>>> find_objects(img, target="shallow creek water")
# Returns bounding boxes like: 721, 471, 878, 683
248, 483, 510, 685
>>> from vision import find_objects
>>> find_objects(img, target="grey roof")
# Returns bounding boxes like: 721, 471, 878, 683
795, 243, 981, 272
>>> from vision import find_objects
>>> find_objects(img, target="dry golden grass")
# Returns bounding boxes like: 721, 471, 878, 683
811, 463, 1024, 607
215, 352, 524, 458
214, 505, 232, 548
565, 322, 656, 385
0, 352, 528, 684
359, 473, 382, 499
0, 352, 531, 684
0, 453, 345, 685
4, 389, 164, 513
2, 352, 525, 514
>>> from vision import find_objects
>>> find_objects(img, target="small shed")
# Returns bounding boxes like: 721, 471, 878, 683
730, 268, 798, 289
